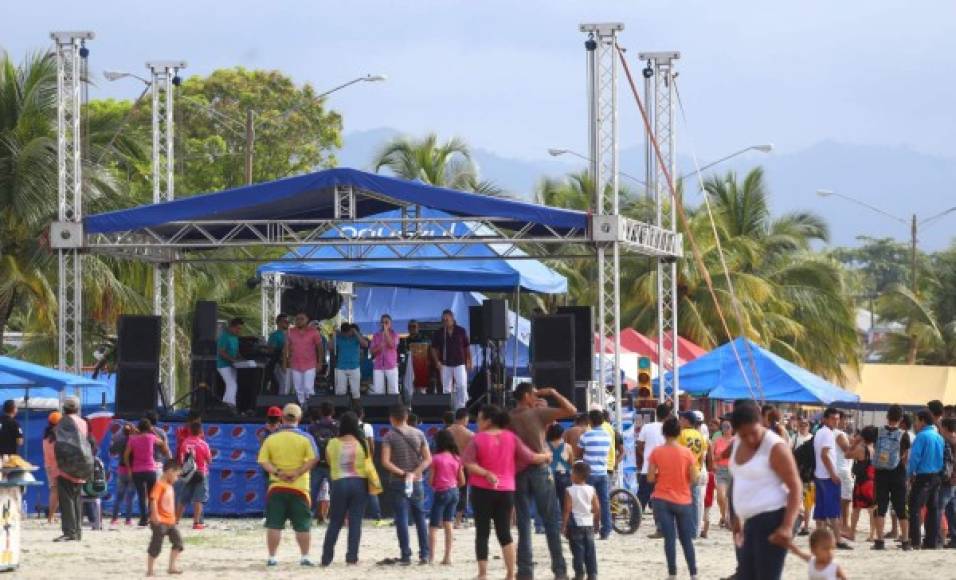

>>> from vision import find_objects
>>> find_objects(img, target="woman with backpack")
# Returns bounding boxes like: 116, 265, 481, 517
847, 426, 878, 542
124, 418, 171, 527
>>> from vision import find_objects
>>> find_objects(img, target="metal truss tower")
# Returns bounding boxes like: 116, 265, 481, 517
148, 61, 186, 402
51, 31, 93, 374
581, 23, 623, 426
638, 51, 681, 403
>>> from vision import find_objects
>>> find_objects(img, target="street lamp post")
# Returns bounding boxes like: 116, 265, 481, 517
816, 189, 956, 293
105, 71, 387, 184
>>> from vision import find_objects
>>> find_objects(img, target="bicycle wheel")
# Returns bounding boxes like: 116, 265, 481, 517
609, 488, 642, 535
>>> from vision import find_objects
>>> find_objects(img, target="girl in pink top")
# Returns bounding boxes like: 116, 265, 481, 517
123, 418, 171, 527
429, 430, 466, 565
462, 404, 549, 580
370, 314, 400, 395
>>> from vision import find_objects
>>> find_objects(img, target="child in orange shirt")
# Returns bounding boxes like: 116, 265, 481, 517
147, 460, 184, 576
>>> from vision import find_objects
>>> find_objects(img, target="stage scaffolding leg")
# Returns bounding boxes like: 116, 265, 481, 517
639, 51, 681, 405
582, 23, 624, 453
149, 61, 186, 402
52, 31, 93, 374
260, 273, 283, 336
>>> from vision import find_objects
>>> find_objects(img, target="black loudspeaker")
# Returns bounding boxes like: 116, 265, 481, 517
468, 306, 485, 343
532, 365, 576, 407
573, 384, 589, 412
117, 315, 161, 364
482, 299, 508, 341
531, 314, 576, 365
410, 393, 453, 422
191, 301, 218, 356
557, 306, 594, 382
306, 395, 352, 414
190, 356, 218, 390
255, 394, 297, 417
282, 281, 342, 322
236, 366, 264, 414
361, 395, 403, 422
115, 315, 161, 418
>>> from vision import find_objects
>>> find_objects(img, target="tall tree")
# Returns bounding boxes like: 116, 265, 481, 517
373, 133, 501, 194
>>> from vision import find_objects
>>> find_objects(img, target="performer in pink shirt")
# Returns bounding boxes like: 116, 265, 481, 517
284, 312, 325, 405
370, 314, 399, 395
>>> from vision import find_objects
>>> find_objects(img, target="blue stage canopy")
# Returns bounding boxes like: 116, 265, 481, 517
0, 357, 112, 409
257, 208, 567, 293
655, 337, 859, 405
84, 167, 587, 238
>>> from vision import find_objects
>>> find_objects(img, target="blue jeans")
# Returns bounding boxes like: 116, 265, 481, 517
690, 481, 702, 538
515, 465, 567, 577
638, 473, 659, 531
653, 498, 697, 577
554, 472, 571, 515
322, 477, 369, 565
429, 488, 459, 526
588, 473, 611, 538
111, 472, 135, 520
941, 484, 956, 544
737, 508, 787, 580
568, 524, 598, 579
366, 492, 382, 519
389, 478, 429, 561
311, 466, 330, 515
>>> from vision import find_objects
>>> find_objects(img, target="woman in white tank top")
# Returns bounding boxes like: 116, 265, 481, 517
727, 402, 803, 580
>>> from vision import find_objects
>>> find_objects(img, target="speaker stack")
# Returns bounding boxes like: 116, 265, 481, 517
468, 305, 484, 344
115, 315, 161, 418
530, 314, 576, 407
557, 306, 594, 410
481, 299, 508, 341
190, 301, 219, 392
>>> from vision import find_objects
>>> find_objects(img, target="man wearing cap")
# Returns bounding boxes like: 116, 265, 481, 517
54, 396, 91, 542
257, 403, 319, 567
678, 411, 709, 538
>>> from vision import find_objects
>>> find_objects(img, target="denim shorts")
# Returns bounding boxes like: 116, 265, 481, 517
175, 475, 209, 505
429, 488, 459, 526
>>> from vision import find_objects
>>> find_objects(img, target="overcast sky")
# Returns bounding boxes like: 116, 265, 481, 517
4, 0, 956, 163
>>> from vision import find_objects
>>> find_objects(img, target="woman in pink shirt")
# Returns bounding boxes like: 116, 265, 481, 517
124, 418, 171, 527
428, 429, 466, 565
370, 314, 399, 395
462, 404, 549, 580
284, 312, 325, 406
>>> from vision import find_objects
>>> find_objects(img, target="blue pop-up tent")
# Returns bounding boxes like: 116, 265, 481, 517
257, 208, 567, 294
0, 356, 109, 405
347, 287, 531, 371
655, 337, 859, 405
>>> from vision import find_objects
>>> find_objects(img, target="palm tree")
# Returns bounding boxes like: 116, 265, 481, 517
373, 133, 501, 194
620, 168, 859, 380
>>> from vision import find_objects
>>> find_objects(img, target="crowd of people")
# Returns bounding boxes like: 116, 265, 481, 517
31, 386, 956, 579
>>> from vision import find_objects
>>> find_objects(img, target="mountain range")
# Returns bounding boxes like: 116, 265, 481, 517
339, 128, 956, 251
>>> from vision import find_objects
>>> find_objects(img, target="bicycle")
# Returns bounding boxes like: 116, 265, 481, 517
609, 487, 642, 534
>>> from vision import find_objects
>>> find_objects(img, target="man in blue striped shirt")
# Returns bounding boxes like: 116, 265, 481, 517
578, 410, 613, 539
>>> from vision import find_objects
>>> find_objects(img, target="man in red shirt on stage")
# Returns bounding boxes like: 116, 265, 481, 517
430, 310, 472, 410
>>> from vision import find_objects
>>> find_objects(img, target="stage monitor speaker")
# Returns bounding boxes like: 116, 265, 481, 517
532, 364, 576, 407
360, 395, 404, 422
191, 301, 218, 355
531, 314, 575, 365
115, 365, 159, 418
117, 315, 161, 364
573, 385, 589, 412
306, 395, 352, 414
468, 305, 484, 343
482, 299, 508, 341
557, 306, 594, 382
254, 394, 297, 417
410, 393, 453, 422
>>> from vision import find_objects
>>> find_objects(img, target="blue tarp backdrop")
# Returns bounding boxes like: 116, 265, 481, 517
654, 337, 860, 404
257, 208, 568, 294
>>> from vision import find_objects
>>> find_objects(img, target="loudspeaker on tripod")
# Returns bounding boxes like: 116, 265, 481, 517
115, 315, 161, 418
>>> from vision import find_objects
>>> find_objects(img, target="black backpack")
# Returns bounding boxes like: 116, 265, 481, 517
82, 457, 107, 497
309, 419, 338, 468
793, 435, 816, 484
54, 416, 94, 481
941, 439, 954, 482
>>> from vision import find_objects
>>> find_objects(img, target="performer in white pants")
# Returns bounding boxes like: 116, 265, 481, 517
216, 318, 245, 407
330, 322, 367, 399
283, 312, 325, 407
370, 315, 400, 395
431, 309, 473, 410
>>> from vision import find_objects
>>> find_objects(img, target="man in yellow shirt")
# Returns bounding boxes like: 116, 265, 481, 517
258, 403, 318, 567
678, 411, 709, 538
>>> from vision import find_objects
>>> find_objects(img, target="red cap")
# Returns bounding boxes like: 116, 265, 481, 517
266, 406, 283, 418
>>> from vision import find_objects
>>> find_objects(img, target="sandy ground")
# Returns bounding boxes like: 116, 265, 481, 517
16, 514, 956, 579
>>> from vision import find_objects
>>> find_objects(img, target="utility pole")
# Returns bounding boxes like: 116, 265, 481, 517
910, 213, 918, 294
244, 109, 254, 185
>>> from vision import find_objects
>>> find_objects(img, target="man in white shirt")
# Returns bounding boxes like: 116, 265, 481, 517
813, 407, 850, 548
636, 404, 669, 537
